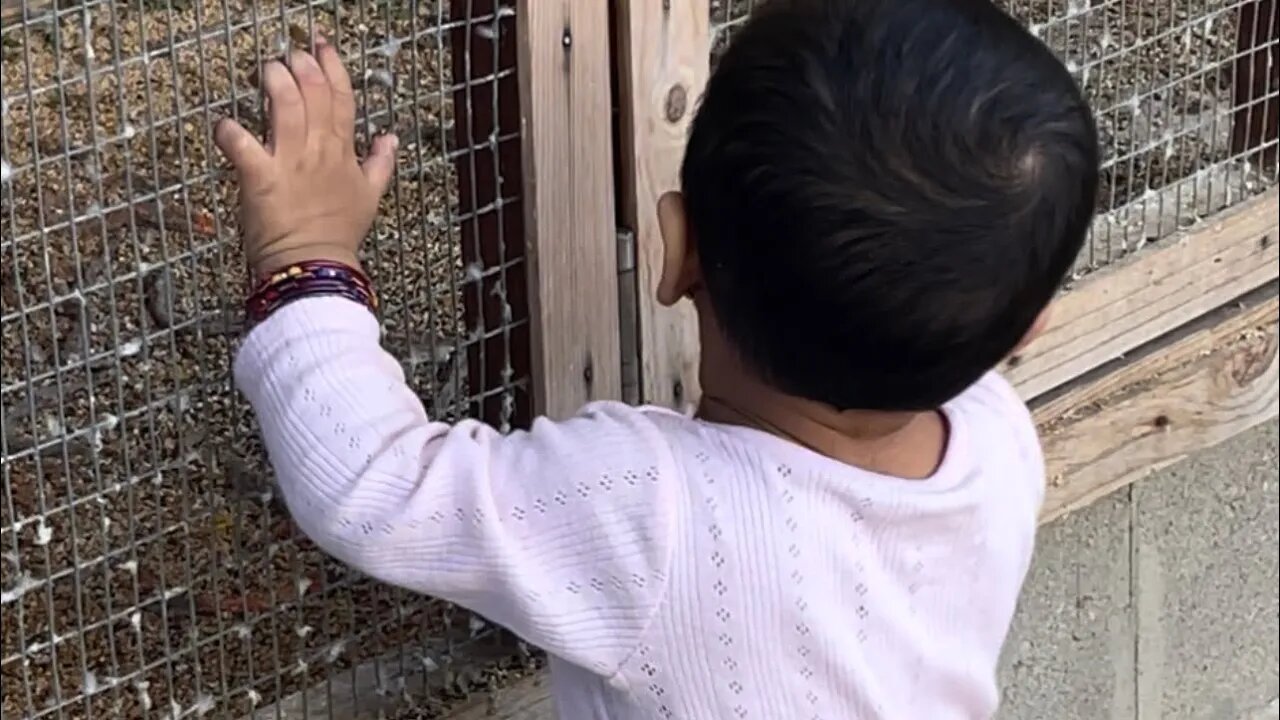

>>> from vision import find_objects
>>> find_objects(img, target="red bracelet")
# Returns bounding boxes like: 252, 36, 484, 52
245, 259, 379, 329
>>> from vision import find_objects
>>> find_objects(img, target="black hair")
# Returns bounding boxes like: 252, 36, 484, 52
681, 0, 1099, 411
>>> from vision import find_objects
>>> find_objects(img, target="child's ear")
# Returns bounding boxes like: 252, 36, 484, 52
1012, 306, 1052, 355
655, 191, 702, 307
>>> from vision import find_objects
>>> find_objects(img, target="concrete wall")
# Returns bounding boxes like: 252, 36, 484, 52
998, 421, 1280, 720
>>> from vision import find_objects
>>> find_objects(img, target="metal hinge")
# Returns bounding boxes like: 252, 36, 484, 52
616, 227, 640, 404
616, 227, 637, 273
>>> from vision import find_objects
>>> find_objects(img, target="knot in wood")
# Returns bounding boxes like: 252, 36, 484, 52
665, 84, 687, 123
1228, 326, 1278, 386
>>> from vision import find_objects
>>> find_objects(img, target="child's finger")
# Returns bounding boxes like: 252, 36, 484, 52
260, 60, 306, 158
361, 133, 399, 198
287, 49, 333, 146
212, 118, 270, 174
315, 37, 356, 142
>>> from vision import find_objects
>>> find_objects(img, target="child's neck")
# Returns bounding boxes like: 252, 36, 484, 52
696, 338, 947, 480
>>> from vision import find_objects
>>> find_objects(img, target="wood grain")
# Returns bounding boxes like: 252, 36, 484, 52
516, 0, 621, 418
1006, 189, 1279, 401
615, 0, 710, 413
1036, 294, 1280, 524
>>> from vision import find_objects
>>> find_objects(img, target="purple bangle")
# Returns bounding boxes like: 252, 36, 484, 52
245, 260, 378, 329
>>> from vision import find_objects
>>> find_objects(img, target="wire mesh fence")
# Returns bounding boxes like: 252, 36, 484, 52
1, 1, 536, 719
2, 0, 1278, 719
711, 0, 1279, 279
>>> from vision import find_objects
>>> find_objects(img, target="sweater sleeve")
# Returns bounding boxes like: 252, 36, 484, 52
233, 296, 681, 676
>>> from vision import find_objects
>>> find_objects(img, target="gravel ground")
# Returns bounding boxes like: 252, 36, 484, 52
998, 0, 1274, 270
2, 1, 1274, 720
2, 2, 517, 719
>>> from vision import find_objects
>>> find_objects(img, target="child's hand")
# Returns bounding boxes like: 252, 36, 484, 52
214, 37, 397, 277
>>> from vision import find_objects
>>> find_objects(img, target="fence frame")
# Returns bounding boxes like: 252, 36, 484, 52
614, 0, 708, 412
454, 0, 623, 425
514, 0, 621, 420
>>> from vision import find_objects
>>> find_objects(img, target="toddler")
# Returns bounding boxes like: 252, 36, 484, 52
215, 0, 1098, 718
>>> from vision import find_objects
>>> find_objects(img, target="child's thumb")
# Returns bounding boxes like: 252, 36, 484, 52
213, 118, 268, 172
362, 133, 399, 197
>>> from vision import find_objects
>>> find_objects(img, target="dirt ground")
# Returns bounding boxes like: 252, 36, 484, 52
0, 1, 1273, 720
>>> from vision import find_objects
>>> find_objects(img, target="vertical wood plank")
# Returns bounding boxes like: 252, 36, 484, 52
516, 0, 621, 419
615, 0, 710, 412
450, 1, 532, 428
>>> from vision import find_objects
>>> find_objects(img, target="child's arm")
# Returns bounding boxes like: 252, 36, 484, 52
216, 42, 680, 677
234, 298, 679, 675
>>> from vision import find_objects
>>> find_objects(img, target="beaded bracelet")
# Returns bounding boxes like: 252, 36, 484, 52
245, 259, 379, 329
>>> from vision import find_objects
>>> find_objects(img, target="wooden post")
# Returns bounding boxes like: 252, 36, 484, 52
615, 0, 710, 413
513, 0, 621, 419
450, 1, 532, 427
1232, 0, 1279, 168
1004, 190, 1279, 401
1036, 291, 1279, 524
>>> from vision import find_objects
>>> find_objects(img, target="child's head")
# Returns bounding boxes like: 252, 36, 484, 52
659, 0, 1099, 412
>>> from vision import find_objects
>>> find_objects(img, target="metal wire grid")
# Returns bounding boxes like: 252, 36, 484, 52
1, 2, 533, 719
710, 0, 1279, 277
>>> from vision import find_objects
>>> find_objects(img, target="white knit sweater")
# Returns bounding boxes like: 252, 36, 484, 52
235, 296, 1045, 720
